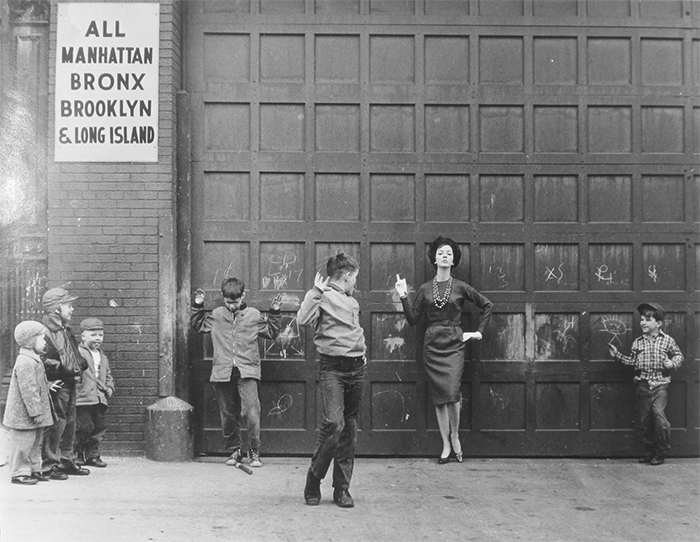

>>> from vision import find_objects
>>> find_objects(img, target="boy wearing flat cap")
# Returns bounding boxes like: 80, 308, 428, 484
41, 287, 89, 477
75, 318, 115, 468
608, 302, 684, 465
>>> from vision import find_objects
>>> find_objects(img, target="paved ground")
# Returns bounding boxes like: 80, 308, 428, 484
0, 455, 698, 542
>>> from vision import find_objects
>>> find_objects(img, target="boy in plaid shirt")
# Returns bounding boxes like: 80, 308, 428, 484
608, 302, 683, 465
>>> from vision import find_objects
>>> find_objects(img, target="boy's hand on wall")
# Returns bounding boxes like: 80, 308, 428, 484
271, 294, 283, 311
194, 288, 205, 304
607, 344, 619, 358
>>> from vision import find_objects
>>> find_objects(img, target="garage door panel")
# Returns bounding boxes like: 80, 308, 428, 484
187, 3, 699, 457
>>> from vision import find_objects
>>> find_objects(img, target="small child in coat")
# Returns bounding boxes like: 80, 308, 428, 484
608, 302, 684, 465
3, 321, 55, 485
75, 318, 115, 468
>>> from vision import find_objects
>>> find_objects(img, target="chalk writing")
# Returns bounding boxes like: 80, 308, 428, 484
648, 265, 658, 283
383, 336, 405, 353
545, 263, 564, 284
262, 251, 303, 290
593, 315, 629, 346
267, 394, 293, 419
595, 264, 613, 285
264, 315, 303, 358
488, 386, 509, 411
536, 315, 578, 360
371, 390, 409, 425
488, 265, 509, 289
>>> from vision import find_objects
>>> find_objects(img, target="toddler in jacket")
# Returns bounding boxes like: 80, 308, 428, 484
3, 321, 55, 485
75, 318, 115, 468
191, 278, 281, 467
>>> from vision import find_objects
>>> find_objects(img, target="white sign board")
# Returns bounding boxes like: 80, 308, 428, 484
54, 3, 160, 162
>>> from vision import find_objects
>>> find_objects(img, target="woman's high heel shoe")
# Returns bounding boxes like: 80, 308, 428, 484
455, 451, 463, 463
438, 454, 450, 464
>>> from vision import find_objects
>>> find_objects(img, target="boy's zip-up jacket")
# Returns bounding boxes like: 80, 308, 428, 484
190, 302, 281, 381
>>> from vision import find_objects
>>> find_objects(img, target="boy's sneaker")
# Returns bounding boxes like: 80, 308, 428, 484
225, 448, 242, 466
248, 448, 263, 468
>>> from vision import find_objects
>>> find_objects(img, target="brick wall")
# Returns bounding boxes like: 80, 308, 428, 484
47, 0, 182, 455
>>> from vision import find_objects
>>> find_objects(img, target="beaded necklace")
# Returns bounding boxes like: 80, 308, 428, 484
432, 276, 452, 309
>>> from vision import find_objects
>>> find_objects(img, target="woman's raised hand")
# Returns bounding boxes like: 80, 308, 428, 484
314, 272, 332, 292
394, 274, 408, 298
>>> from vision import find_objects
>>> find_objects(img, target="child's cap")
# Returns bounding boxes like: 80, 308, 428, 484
80, 317, 104, 331
42, 287, 78, 312
637, 302, 665, 321
14, 321, 47, 348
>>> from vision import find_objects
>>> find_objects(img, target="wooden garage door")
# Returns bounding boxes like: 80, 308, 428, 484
185, 0, 699, 457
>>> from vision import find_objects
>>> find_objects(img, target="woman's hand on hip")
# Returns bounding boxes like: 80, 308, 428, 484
462, 332, 482, 342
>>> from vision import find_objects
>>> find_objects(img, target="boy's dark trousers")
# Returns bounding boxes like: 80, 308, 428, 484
309, 356, 366, 491
213, 366, 262, 452
43, 384, 79, 469
636, 381, 671, 458
75, 403, 107, 460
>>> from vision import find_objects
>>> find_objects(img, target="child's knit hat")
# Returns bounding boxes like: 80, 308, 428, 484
14, 321, 47, 348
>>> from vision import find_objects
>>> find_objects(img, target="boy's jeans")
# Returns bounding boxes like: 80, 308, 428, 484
309, 357, 366, 491
636, 381, 670, 458
214, 371, 261, 452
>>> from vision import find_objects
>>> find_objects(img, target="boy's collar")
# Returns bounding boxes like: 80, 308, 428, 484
227, 302, 247, 313
43, 312, 68, 331
328, 282, 350, 296
18, 347, 42, 360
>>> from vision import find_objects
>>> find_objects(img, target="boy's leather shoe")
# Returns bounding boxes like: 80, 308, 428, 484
638, 455, 654, 464
304, 469, 321, 506
47, 466, 68, 480
85, 457, 107, 468
12, 475, 38, 485
31, 472, 51, 482
333, 488, 355, 508
61, 464, 90, 476
650, 456, 665, 465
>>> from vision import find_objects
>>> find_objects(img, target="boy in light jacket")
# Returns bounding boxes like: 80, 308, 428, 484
75, 317, 115, 468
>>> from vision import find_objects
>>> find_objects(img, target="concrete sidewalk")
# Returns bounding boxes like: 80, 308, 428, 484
0, 456, 698, 542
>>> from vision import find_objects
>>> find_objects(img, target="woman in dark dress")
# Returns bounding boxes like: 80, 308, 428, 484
395, 237, 493, 463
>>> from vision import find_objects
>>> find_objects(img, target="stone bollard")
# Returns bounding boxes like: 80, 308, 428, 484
145, 396, 194, 462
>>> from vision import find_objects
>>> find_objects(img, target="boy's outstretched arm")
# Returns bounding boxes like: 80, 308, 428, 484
258, 294, 282, 339
296, 273, 330, 327
190, 288, 214, 333
608, 343, 635, 366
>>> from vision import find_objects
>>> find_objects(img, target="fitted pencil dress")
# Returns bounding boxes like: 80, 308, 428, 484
401, 278, 493, 405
